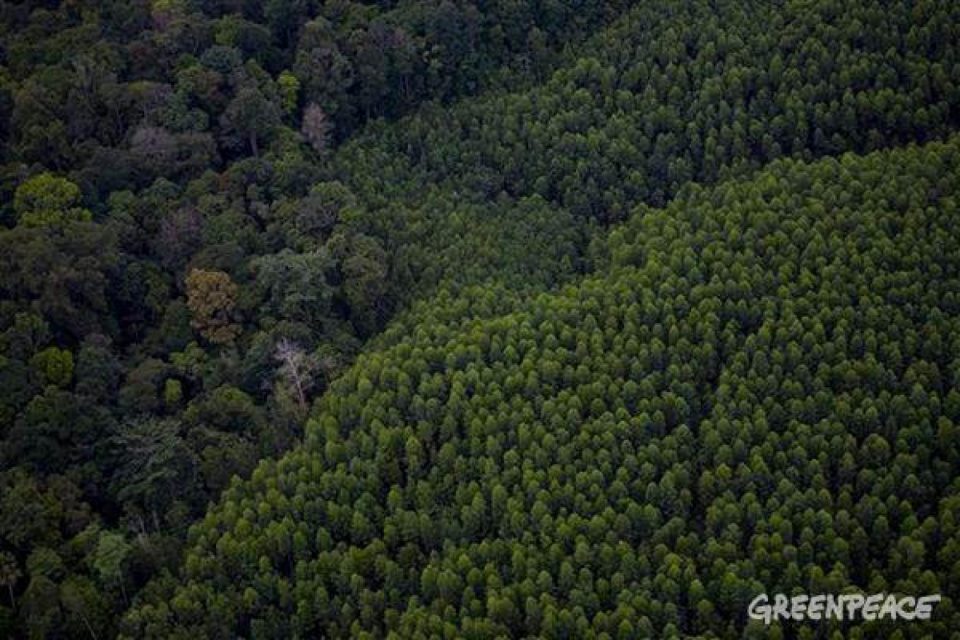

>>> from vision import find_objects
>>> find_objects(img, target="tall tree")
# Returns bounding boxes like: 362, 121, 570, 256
185, 269, 241, 345
274, 338, 317, 417
220, 85, 280, 157
0, 552, 19, 608
13, 173, 91, 228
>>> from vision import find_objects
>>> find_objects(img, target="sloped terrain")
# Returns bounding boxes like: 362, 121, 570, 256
3, 0, 960, 637
125, 138, 960, 638
330, 0, 960, 307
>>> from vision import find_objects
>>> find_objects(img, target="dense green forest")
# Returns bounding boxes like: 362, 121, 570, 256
127, 136, 960, 639
1, 0, 959, 637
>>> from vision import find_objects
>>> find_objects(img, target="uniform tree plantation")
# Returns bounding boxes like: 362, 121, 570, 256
0, 0, 958, 638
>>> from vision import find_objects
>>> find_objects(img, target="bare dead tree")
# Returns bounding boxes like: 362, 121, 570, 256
301, 103, 332, 155
275, 338, 317, 413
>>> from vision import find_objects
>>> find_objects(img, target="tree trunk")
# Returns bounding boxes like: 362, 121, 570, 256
292, 370, 306, 411
78, 609, 98, 640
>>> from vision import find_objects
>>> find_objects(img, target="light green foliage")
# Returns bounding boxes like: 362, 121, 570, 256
163, 379, 183, 408
29, 347, 73, 388
92, 532, 130, 589
277, 71, 300, 116
13, 174, 91, 228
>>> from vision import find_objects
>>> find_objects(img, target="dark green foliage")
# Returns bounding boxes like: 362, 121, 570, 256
331, 0, 960, 260
1, 0, 960, 637
124, 139, 960, 637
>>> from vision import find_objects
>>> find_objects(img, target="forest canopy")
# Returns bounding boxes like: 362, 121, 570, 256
123, 136, 960, 639
0, 0, 959, 638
